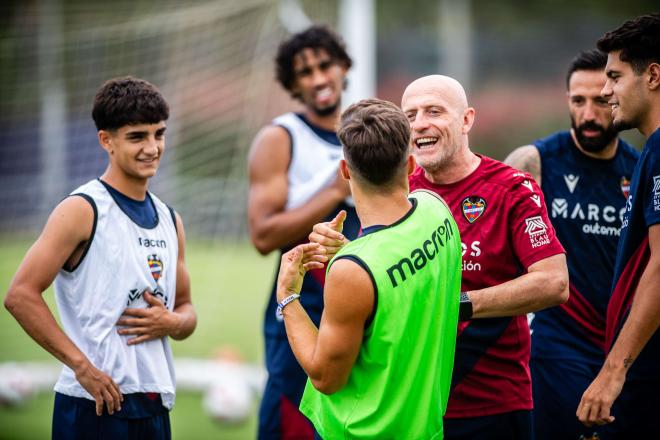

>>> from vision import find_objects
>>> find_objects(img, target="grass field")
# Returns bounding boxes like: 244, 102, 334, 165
0, 237, 278, 439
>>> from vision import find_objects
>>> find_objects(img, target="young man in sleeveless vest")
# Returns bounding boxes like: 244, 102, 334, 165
312, 75, 569, 440
505, 49, 639, 440
247, 25, 360, 439
276, 98, 462, 439
577, 14, 660, 437
5, 77, 197, 440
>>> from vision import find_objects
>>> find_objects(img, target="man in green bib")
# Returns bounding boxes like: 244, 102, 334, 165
275, 98, 462, 439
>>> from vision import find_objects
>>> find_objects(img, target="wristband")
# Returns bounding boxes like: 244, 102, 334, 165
276, 293, 301, 321
459, 291, 473, 321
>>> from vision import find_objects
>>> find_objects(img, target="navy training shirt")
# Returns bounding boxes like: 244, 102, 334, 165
606, 128, 660, 379
531, 131, 638, 364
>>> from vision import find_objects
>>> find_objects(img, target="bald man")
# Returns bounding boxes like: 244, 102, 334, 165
310, 75, 569, 439
309, 75, 568, 440
402, 76, 569, 440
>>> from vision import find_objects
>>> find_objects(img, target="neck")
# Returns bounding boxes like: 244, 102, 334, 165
100, 167, 149, 200
424, 146, 481, 185
639, 108, 660, 139
302, 106, 341, 132
570, 129, 618, 160
352, 185, 412, 229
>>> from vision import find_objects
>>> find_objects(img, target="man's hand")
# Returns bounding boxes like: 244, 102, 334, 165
117, 291, 180, 345
74, 361, 123, 416
276, 243, 326, 302
308, 210, 350, 260
576, 363, 626, 426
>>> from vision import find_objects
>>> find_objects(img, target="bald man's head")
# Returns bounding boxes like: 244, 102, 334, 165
400, 74, 475, 176
401, 75, 468, 113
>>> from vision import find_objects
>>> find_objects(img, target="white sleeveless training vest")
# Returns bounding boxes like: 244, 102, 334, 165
273, 112, 353, 209
53, 179, 179, 409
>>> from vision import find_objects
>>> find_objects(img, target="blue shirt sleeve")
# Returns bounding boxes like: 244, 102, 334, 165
643, 136, 660, 227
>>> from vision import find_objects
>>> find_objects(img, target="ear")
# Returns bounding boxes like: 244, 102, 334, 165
462, 107, 476, 134
406, 154, 416, 176
339, 159, 350, 180
648, 63, 660, 91
98, 130, 113, 154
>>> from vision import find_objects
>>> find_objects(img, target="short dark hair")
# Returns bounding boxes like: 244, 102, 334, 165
597, 13, 660, 75
275, 25, 352, 95
566, 50, 608, 88
338, 99, 410, 187
92, 76, 169, 131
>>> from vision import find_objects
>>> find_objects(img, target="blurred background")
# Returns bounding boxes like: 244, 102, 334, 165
0, 0, 656, 438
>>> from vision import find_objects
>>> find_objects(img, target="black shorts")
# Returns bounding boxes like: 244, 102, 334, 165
52, 392, 170, 440
444, 410, 532, 440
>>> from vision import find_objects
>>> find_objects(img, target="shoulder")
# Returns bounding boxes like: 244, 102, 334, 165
618, 138, 641, 160
504, 144, 540, 174
479, 156, 537, 191
248, 124, 292, 174
645, 129, 660, 153
410, 189, 451, 212
533, 131, 570, 155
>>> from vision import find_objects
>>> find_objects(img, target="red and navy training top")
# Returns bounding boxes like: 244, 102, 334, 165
409, 155, 565, 418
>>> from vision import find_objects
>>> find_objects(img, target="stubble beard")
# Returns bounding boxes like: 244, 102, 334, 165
414, 141, 460, 175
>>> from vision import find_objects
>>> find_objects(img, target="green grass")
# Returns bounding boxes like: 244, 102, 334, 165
0, 237, 277, 439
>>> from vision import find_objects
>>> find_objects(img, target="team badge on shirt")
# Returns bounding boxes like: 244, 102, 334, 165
148, 254, 163, 282
462, 196, 486, 223
620, 176, 631, 199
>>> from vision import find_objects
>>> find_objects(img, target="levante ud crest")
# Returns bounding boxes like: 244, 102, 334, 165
462, 196, 486, 223
148, 254, 163, 282
620, 176, 631, 199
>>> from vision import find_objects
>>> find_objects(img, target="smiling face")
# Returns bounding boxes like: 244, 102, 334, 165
401, 76, 474, 174
290, 48, 347, 117
602, 50, 648, 132
100, 121, 166, 181
567, 69, 618, 152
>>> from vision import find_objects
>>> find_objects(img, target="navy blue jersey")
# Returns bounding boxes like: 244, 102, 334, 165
531, 131, 638, 364
607, 128, 660, 380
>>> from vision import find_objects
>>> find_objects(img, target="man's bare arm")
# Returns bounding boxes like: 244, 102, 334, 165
504, 145, 542, 184
277, 246, 372, 394
577, 224, 660, 426
248, 126, 350, 255
468, 253, 568, 318
4, 197, 122, 415
117, 212, 196, 343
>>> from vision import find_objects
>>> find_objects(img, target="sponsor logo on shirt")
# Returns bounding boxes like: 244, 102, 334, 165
530, 194, 542, 207
138, 237, 167, 248
524, 216, 550, 248
550, 198, 626, 236
654, 176, 660, 212
461, 196, 486, 223
461, 241, 482, 272
386, 218, 456, 288
564, 174, 579, 193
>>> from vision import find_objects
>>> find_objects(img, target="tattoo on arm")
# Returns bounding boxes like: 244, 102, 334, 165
505, 146, 541, 184
623, 356, 634, 369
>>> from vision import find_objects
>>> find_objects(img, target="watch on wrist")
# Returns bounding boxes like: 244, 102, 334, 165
459, 291, 473, 321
